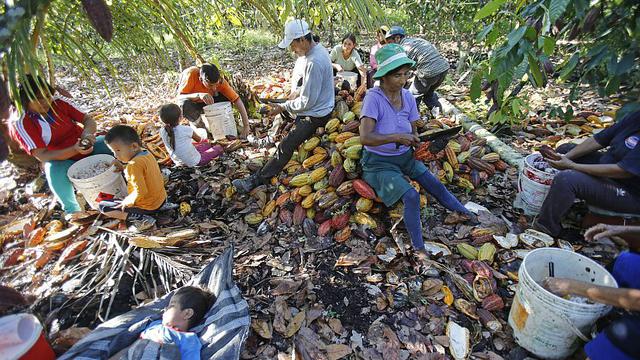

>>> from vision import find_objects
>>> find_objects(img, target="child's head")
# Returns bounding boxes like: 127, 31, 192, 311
105, 125, 143, 162
162, 286, 213, 331
159, 104, 181, 127
19, 75, 55, 114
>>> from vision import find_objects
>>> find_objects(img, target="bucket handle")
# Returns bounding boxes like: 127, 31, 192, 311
517, 286, 592, 342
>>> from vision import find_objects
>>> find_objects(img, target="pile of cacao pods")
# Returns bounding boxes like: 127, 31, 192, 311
240, 86, 510, 243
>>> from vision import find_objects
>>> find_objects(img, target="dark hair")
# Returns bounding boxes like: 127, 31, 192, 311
170, 286, 214, 328
105, 125, 142, 145
18, 75, 55, 110
200, 64, 221, 83
342, 33, 357, 45
159, 104, 181, 150
295, 32, 313, 43
312, 34, 320, 43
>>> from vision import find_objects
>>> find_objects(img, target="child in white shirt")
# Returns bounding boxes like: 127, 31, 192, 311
159, 104, 222, 167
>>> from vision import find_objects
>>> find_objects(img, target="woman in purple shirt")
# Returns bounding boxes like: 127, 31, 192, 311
359, 44, 472, 263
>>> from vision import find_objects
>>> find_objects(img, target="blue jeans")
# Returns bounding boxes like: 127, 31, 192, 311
45, 136, 112, 213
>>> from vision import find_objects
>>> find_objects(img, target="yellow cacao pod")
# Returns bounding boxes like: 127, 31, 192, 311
328, 132, 339, 142
299, 184, 313, 197
302, 194, 315, 209
447, 140, 462, 153
443, 161, 454, 182
343, 144, 363, 160
325, 118, 341, 133
306, 208, 316, 219
335, 132, 356, 143
478, 243, 497, 263
309, 167, 327, 183
287, 164, 301, 175
456, 178, 475, 190
331, 151, 343, 167
297, 148, 309, 162
355, 197, 373, 212
343, 158, 357, 173
457, 243, 478, 260
244, 213, 263, 225
481, 153, 500, 163
303, 137, 320, 151
302, 153, 327, 168
313, 146, 327, 156
457, 151, 471, 164
262, 200, 276, 217
354, 212, 377, 228
290, 173, 311, 187
343, 136, 361, 148
313, 178, 329, 191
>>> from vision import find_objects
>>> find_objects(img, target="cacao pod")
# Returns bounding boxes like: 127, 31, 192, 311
343, 136, 361, 148
262, 200, 276, 217
244, 213, 263, 225
353, 179, 376, 199
493, 159, 508, 172
355, 197, 373, 212
318, 192, 339, 209
481, 293, 504, 311
329, 164, 346, 188
481, 152, 500, 163
309, 167, 327, 183
331, 151, 343, 167
302, 218, 317, 237
293, 204, 306, 225
477, 308, 502, 332
334, 226, 351, 242
354, 212, 377, 228
276, 192, 290, 207
341, 120, 360, 133
477, 243, 496, 263
301, 194, 315, 209
335, 180, 354, 196
335, 132, 356, 143
343, 158, 357, 173
473, 275, 494, 301
302, 137, 320, 151
325, 118, 341, 133
342, 111, 355, 123
457, 243, 478, 260
332, 212, 350, 229
302, 153, 327, 168
81, 0, 114, 42
306, 208, 316, 219
342, 144, 362, 159
279, 208, 292, 226
299, 185, 313, 197
318, 220, 333, 236
313, 178, 329, 191
290, 173, 311, 187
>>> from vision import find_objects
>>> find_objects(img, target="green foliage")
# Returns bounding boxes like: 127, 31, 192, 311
471, 0, 640, 124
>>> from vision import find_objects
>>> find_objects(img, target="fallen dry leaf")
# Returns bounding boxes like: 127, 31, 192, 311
285, 310, 305, 337
325, 344, 352, 360
251, 319, 272, 339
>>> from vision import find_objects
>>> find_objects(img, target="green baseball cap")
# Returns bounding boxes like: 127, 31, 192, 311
373, 43, 415, 79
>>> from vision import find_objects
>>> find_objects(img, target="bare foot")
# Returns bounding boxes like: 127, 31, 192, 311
413, 249, 432, 272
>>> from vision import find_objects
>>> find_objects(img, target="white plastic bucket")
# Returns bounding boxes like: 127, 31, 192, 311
0, 313, 55, 360
336, 71, 358, 90
67, 154, 128, 210
517, 153, 557, 214
201, 102, 238, 140
508, 248, 617, 359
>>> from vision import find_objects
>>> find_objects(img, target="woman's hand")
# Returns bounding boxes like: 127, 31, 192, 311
198, 93, 214, 105
543, 277, 580, 297
585, 224, 626, 241
267, 104, 284, 117
74, 139, 93, 155
547, 154, 575, 170
395, 133, 420, 147
334, 64, 344, 72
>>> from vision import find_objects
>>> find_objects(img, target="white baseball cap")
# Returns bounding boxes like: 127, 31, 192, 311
278, 19, 311, 49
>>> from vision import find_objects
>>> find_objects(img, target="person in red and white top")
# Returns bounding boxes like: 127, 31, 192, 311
8, 75, 112, 213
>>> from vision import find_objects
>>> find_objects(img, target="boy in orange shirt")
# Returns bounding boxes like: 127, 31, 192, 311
176, 63, 250, 139
99, 125, 168, 232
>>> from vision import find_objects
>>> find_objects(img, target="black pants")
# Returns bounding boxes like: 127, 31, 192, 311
178, 95, 229, 128
409, 70, 448, 109
256, 113, 329, 183
98, 200, 159, 218
536, 144, 640, 236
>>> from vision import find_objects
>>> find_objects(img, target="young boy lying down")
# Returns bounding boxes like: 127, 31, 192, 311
110, 286, 214, 360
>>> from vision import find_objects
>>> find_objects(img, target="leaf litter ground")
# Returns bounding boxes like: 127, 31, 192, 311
0, 41, 628, 360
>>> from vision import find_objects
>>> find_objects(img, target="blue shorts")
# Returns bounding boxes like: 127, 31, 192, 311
585, 252, 640, 359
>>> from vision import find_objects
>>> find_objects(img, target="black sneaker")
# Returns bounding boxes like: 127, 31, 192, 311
158, 202, 179, 211
126, 214, 156, 232
232, 175, 260, 194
